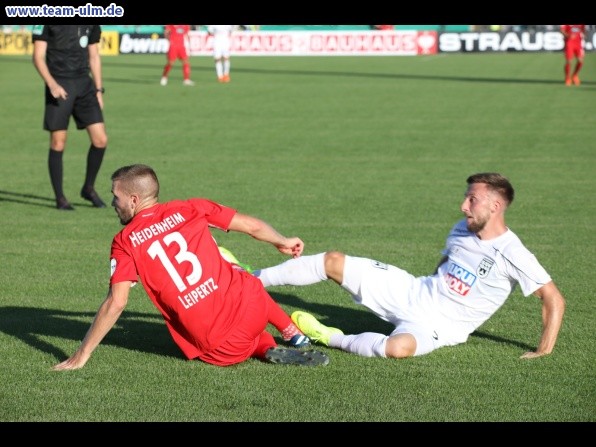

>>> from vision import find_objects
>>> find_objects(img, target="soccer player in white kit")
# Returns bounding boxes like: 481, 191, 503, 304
207, 25, 234, 82
254, 173, 566, 360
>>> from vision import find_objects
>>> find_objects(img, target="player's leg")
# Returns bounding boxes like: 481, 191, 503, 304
48, 130, 71, 210
182, 57, 193, 85
254, 252, 329, 287
261, 288, 311, 347
44, 80, 74, 210
213, 43, 225, 81
222, 54, 231, 82
215, 57, 224, 81
74, 79, 107, 208
80, 123, 107, 208
572, 48, 584, 85
179, 47, 194, 85
564, 47, 573, 85
203, 286, 326, 366
384, 333, 417, 358
161, 52, 175, 85
331, 328, 419, 358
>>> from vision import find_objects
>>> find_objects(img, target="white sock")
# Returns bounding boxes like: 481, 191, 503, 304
254, 253, 327, 287
215, 61, 223, 77
223, 60, 230, 75
332, 332, 387, 358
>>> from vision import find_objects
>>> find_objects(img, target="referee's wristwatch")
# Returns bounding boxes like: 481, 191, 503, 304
96, 87, 105, 93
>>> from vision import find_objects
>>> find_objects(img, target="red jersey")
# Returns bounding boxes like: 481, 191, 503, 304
165, 24, 190, 47
110, 199, 262, 359
561, 25, 585, 44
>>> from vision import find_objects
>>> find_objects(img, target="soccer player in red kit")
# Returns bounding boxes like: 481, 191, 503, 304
52, 164, 328, 370
161, 24, 194, 86
561, 24, 586, 86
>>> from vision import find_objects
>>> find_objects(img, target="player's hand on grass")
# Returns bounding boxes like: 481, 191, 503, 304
520, 351, 548, 359
52, 352, 89, 371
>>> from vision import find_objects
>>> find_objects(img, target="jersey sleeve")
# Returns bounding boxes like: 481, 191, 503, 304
109, 233, 139, 286
500, 246, 552, 297
188, 198, 237, 231
89, 25, 101, 44
31, 25, 49, 42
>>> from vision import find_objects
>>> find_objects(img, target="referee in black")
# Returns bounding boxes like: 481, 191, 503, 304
32, 25, 108, 210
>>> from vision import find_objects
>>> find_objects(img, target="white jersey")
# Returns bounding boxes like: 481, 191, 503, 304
343, 218, 551, 354
208, 25, 234, 57
431, 219, 551, 336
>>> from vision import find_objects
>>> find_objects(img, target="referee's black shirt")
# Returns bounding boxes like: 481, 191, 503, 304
32, 25, 102, 78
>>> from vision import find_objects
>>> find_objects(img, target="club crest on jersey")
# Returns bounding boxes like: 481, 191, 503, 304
445, 262, 476, 296
371, 260, 388, 270
477, 257, 494, 278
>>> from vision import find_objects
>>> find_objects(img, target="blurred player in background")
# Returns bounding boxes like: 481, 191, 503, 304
560, 24, 586, 86
32, 24, 108, 210
207, 25, 234, 82
161, 25, 194, 86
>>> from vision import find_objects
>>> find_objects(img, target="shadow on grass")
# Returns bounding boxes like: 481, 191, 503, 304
0, 306, 180, 361
5, 55, 591, 87
0, 291, 534, 363
0, 189, 104, 210
269, 292, 536, 352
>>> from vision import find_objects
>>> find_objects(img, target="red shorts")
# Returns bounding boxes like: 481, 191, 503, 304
167, 45, 188, 61
198, 288, 277, 367
565, 41, 584, 60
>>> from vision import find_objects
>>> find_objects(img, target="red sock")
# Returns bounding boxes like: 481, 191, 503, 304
281, 323, 302, 341
265, 293, 304, 340
573, 61, 583, 76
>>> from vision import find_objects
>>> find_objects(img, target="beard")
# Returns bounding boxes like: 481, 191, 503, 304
117, 209, 133, 225
466, 215, 488, 233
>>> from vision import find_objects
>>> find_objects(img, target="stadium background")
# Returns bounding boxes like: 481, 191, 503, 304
2, 25, 594, 56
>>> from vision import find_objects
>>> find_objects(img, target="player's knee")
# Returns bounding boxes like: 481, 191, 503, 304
91, 132, 108, 149
385, 334, 416, 359
50, 136, 66, 151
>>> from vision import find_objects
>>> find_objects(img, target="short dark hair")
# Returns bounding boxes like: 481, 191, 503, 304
466, 172, 514, 205
111, 164, 160, 199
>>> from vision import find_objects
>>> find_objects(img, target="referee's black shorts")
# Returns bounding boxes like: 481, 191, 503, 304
43, 75, 104, 131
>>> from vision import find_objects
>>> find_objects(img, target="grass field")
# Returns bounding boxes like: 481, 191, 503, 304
0, 52, 594, 422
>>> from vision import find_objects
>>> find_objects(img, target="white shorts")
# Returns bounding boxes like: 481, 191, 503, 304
213, 38, 230, 59
341, 256, 466, 356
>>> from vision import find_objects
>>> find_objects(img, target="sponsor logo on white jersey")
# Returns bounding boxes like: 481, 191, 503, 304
445, 262, 476, 296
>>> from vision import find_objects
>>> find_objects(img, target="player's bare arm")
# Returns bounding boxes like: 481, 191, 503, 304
520, 281, 566, 359
88, 43, 104, 109
228, 213, 304, 257
32, 40, 67, 100
52, 282, 132, 371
